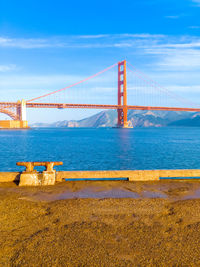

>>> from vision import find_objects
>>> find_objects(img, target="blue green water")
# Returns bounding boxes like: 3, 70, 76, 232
0, 127, 200, 172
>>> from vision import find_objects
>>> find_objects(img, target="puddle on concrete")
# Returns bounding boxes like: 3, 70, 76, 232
183, 189, 200, 200
142, 191, 167, 199
30, 188, 139, 201
24, 188, 167, 202
58, 188, 140, 200
3, 181, 200, 202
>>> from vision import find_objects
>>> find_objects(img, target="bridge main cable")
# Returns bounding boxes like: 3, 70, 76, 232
27, 62, 118, 103
127, 61, 200, 108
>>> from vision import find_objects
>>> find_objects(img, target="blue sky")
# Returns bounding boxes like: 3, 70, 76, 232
1, 0, 200, 122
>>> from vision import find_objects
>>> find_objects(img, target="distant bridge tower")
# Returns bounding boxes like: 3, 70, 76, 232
17, 99, 27, 121
117, 60, 128, 128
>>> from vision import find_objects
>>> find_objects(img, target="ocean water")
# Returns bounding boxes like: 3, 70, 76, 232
0, 127, 200, 172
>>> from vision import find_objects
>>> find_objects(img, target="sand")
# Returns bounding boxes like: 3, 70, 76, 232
1, 180, 200, 266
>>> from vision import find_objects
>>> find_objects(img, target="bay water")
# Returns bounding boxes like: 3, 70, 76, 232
0, 127, 200, 172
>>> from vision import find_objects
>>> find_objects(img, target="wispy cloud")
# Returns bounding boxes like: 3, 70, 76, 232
77, 34, 110, 39
132, 34, 200, 71
191, 0, 200, 6
188, 26, 200, 29
165, 15, 180, 19
0, 34, 165, 49
0, 64, 17, 72
2, 34, 200, 73
157, 49, 200, 69
0, 37, 56, 49
2, 33, 200, 105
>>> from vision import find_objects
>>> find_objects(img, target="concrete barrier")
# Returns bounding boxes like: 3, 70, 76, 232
1, 169, 200, 184
56, 169, 200, 182
0, 172, 20, 182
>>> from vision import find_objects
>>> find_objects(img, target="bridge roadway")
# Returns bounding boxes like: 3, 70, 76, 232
1, 102, 200, 112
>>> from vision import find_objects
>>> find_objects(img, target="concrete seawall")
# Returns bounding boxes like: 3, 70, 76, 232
1, 170, 200, 183
56, 170, 200, 182
56, 170, 159, 181
0, 172, 21, 182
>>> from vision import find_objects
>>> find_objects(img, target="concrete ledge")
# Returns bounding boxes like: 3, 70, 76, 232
56, 170, 159, 181
0, 172, 20, 182
56, 169, 200, 182
1, 170, 200, 183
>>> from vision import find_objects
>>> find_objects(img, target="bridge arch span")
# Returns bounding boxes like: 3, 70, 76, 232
0, 107, 18, 120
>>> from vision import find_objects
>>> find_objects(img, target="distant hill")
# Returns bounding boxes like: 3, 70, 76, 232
169, 113, 200, 127
31, 110, 200, 128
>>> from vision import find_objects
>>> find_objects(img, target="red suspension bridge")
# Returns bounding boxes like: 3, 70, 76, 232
0, 60, 200, 128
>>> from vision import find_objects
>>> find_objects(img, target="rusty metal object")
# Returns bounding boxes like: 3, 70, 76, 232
16, 161, 63, 173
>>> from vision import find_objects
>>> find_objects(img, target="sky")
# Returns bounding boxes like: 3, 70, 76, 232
1, 0, 200, 122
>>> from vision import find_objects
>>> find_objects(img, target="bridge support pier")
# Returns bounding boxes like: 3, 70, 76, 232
0, 120, 28, 129
117, 60, 129, 128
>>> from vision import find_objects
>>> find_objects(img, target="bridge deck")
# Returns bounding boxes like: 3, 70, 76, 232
25, 103, 200, 112
1, 101, 200, 112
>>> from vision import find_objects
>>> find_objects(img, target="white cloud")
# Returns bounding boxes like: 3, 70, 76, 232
139, 35, 200, 71
0, 64, 17, 72
158, 50, 200, 69
0, 34, 165, 49
2, 34, 200, 75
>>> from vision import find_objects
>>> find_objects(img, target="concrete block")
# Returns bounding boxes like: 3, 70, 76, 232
19, 173, 41, 186
42, 171, 56, 185
19, 171, 56, 186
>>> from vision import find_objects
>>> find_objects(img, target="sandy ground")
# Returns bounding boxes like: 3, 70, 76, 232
1, 180, 200, 266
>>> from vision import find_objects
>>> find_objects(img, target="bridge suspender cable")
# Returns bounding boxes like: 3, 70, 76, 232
27, 62, 118, 103
127, 61, 200, 108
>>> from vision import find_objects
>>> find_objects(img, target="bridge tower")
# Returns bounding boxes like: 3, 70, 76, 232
17, 99, 27, 121
16, 99, 28, 128
117, 60, 128, 128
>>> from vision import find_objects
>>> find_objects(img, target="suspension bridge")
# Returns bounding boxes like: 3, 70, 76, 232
0, 60, 200, 128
